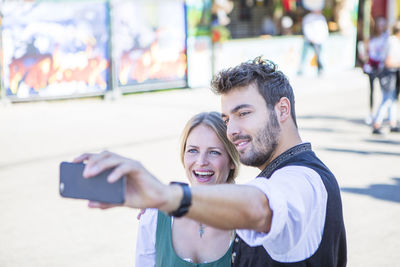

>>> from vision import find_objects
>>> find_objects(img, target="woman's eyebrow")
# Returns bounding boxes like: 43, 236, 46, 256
208, 146, 222, 150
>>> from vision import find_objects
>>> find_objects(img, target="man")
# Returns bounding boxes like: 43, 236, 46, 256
76, 57, 347, 266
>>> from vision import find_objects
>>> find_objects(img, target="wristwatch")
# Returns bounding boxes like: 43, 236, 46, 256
168, 182, 192, 217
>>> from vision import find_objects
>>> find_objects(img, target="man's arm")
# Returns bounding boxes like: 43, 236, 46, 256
384, 38, 400, 68
74, 151, 272, 233
166, 184, 272, 233
385, 55, 400, 68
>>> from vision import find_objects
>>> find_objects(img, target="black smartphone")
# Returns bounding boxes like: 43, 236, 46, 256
59, 162, 126, 204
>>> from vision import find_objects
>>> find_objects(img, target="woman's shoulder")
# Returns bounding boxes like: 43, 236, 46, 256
139, 208, 159, 225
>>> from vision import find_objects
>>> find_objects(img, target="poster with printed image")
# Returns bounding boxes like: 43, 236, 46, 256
186, 0, 212, 88
111, 0, 187, 90
186, 0, 212, 37
1, 1, 110, 100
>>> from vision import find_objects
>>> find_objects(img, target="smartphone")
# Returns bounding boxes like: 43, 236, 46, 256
59, 162, 126, 204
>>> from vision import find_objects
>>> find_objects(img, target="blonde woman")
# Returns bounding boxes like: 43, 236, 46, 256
135, 112, 240, 266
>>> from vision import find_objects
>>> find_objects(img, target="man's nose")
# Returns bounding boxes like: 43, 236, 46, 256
227, 119, 240, 140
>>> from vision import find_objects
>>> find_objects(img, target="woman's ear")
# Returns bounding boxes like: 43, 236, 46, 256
230, 162, 235, 170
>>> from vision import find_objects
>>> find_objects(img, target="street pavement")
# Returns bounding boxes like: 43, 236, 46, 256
0, 68, 399, 267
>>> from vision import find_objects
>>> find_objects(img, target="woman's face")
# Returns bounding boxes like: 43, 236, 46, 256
184, 124, 233, 186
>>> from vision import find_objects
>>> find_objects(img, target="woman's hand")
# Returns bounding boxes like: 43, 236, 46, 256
137, 209, 146, 220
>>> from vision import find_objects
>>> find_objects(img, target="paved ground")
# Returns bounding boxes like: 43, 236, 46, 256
0, 68, 399, 266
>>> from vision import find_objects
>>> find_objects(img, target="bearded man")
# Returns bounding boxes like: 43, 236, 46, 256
77, 57, 347, 266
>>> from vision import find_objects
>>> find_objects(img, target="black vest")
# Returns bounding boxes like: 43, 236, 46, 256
231, 143, 347, 267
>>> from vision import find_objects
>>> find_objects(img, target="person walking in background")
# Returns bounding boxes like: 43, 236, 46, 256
297, 10, 329, 77
372, 21, 400, 134
358, 16, 389, 125
135, 112, 240, 266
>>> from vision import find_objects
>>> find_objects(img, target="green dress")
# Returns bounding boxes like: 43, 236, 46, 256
155, 211, 233, 267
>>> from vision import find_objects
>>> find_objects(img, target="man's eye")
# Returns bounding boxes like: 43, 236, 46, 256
223, 118, 229, 125
239, 111, 250, 117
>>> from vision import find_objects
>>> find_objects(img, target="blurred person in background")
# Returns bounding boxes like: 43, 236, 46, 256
297, 10, 329, 77
261, 15, 277, 36
372, 20, 400, 134
358, 16, 389, 125
135, 112, 240, 266
280, 15, 294, 35
211, 0, 234, 26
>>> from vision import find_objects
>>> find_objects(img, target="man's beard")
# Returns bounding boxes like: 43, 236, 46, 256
239, 112, 280, 167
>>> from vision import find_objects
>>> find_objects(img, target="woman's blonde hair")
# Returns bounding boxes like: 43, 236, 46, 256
180, 112, 240, 183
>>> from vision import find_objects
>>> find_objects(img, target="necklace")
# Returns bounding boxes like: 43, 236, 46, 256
198, 223, 206, 238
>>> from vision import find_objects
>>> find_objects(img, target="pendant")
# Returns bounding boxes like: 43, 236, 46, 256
199, 223, 205, 238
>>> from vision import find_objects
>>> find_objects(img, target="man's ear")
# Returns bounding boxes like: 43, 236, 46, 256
276, 97, 290, 122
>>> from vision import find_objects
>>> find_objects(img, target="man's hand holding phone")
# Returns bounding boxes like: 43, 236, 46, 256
67, 151, 180, 212
59, 161, 126, 206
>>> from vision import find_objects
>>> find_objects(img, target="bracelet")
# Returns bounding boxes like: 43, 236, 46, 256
168, 182, 192, 217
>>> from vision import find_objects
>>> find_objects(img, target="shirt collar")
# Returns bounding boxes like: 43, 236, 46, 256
258, 142, 312, 178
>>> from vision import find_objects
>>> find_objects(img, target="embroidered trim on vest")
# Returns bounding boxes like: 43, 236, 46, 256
258, 143, 311, 178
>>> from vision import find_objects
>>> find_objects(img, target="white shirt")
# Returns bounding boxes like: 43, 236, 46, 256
302, 13, 329, 44
237, 166, 327, 262
368, 32, 389, 62
135, 208, 157, 267
135, 165, 327, 265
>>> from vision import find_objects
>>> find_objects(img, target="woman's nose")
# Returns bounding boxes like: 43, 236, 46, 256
196, 152, 209, 166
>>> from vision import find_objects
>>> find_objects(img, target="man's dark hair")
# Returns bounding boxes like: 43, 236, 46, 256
211, 56, 297, 128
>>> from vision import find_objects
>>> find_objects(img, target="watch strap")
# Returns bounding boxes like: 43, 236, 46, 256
168, 182, 192, 217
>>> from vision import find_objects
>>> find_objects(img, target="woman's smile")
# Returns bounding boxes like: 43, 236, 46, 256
192, 169, 215, 183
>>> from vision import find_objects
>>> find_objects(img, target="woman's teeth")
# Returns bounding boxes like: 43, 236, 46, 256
194, 170, 214, 177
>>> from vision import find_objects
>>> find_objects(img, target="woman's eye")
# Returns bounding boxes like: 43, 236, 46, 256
210, 150, 221, 155
187, 149, 198, 153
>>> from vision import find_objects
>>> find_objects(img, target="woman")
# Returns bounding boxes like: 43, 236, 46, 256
135, 112, 240, 266
359, 16, 389, 124
372, 21, 400, 134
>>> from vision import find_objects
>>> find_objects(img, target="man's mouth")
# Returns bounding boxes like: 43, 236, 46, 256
233, 136, 251, 151
236, 140, 249, 148
193, 170, 214, 182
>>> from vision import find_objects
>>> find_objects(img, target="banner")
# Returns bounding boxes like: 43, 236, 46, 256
111, 0, 187, 90
186, 0, 212, 37
2, 1, 110, 99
